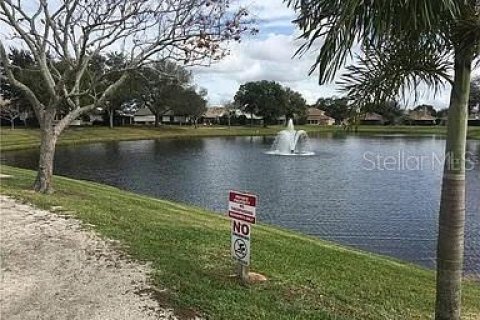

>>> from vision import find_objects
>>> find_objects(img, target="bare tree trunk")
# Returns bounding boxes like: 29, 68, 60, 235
155, 113, 160, 127
10, 119, 14, 129
434, 49, 473, 320
34, 110, 57, 193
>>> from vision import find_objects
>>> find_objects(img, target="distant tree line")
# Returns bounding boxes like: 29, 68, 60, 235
228, 77, 480, 129
1, 48, 207, 129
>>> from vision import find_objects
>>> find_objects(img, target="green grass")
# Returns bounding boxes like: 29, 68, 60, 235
2, 125, 479, 152
1, 165, 479, 320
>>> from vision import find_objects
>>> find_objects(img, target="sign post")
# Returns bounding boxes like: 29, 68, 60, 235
228, 190, 257, 283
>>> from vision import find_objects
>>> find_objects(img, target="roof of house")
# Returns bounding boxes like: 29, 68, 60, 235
408, 110, 436, 121
307, 108, 326, 116
203, 107, 227, 118
134, 108, 154, 116
363, 112, 385, 121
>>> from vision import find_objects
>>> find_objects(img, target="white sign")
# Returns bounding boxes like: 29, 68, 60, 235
228, 191, 257, 224
231, 219, 251, 266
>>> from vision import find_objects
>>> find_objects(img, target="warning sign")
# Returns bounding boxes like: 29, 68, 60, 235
228, 191, 257, 267
231, 220, 251, 265
228, 191, 257, 224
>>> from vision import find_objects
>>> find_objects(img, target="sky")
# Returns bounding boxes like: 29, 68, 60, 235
191, 0, 453, 109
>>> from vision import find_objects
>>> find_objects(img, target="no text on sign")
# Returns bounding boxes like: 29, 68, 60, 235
228, 190, 257, 224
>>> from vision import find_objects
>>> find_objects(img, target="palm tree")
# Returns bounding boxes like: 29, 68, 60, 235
286, 1, 479, 319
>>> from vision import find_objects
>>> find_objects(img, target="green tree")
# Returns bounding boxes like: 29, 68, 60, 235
136, 61, 193, 127
0, 48, 46, 124
85, 53, 138, 128
288, 1, 479, 318
174, 87, 207, 128
284, 87, 307, 121
234, 80, 288, 126
414, 104, 437, 117
317, 97, 351, 123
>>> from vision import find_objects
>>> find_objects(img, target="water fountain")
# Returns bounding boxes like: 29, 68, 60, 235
266, 119, 314, 155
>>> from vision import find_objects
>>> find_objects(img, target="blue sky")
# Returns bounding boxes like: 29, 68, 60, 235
192, 0, 453, 109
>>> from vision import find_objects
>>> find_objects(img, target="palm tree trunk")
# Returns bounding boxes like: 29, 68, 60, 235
435, 49, 473, 320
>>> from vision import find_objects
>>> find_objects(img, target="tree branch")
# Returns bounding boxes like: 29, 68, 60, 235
0, 40, 45, 124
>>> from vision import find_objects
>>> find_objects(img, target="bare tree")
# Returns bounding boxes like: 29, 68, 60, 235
0, 0, 254, 192
0, 100, 20, 129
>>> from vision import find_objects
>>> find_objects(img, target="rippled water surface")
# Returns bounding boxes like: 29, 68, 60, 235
4, 134, 479, 273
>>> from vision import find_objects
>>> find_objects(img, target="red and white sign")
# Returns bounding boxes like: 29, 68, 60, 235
228, 191, 257, 224
228, 191, 257, 266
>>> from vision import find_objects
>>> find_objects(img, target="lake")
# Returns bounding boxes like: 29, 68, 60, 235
3, 133, 479, 274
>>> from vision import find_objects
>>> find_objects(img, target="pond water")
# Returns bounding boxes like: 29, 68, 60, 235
3, 133, 480, 274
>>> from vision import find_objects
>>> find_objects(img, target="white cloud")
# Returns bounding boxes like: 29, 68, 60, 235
245, 0, 296, 24
192, 1, 453, 109
191, 32, 330, 104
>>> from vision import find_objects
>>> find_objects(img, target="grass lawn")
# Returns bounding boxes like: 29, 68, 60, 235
1, 125, 480, 152
0, 165, 479, 320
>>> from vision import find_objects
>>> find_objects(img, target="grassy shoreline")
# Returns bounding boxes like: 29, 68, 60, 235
1, 125, 480, 152
0, 165, 479, 320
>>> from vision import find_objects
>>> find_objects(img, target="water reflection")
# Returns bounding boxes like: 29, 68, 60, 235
3, 135, 479, 274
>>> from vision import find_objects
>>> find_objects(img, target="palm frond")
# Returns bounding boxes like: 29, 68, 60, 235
338, 42, 453, 107
286, 0, 459, 84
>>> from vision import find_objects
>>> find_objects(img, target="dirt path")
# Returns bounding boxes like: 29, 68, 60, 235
0, 195, 176, 320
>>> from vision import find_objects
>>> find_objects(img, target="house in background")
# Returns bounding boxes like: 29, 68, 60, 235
406, 109, 437, 125
360, 112, 385, 125
134, 108, 192, 125
172, 114, 190, 125
133, 108, 155, 125
306, 108, 335, 125
234, 109, 264, 126
469, 112, 480, 126
160, 110, 173, 123
276, 114, 287, 125
202, 106, 228, 125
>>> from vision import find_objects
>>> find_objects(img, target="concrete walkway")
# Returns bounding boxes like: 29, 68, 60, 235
0, 195, 175, 320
